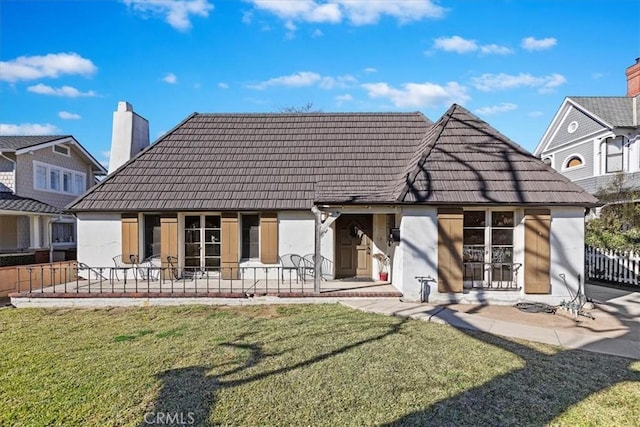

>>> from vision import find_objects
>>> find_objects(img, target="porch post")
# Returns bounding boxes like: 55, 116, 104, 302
29, 215, 41, 248
311, 206, 322, 293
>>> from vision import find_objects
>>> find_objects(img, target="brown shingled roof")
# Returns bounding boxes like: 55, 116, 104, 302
394, 104, 598, 206
68, 107, 597, 212
68, 112, 432, 211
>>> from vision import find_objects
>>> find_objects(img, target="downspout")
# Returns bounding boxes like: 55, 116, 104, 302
311, 205, 322, 293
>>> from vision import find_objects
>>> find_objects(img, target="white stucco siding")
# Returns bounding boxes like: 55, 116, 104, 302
395, 206, 586, 305
396, 206, 438, 301
76, 213, 122, 268
277, 211, 334, 278
547, 207, 585, 302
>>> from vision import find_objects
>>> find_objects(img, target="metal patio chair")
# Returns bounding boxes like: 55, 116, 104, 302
302, 254, 332, 281
111, 254, 138, 281
280, 253, 303, 282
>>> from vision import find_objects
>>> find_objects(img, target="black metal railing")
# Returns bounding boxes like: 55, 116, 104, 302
15, 264, 309, 295
463, 262, 522, 290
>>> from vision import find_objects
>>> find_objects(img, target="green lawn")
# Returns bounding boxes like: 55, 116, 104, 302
1, 304, 638, 426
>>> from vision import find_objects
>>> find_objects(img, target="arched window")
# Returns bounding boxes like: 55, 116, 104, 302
563, 155, 584, 169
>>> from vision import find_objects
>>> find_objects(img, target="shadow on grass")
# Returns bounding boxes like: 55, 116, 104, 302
385, 286, 640, 426
142, 316, 408, 426
385, 336, 639, 426
142, 297, 639, 426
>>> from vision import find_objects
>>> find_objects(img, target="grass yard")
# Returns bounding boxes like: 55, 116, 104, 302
1, 304, 639, 426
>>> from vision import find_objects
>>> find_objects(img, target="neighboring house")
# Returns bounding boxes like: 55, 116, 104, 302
67, 103, 597, 304
0, 135, 106, 261
534, 58, 640, 196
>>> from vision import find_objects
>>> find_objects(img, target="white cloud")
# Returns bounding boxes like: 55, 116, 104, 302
0, 52, 97, 83
248, 0, 445, 28
333, 0, 446, 25
480, 44, 513, 55
471, 72, 566, 93
312, 28, 324, 37
363, 67, 377, 73
27, 83, 98, 97
361, 81, 469, 108
319, 74, 357, 89
521, 36, 557, 51
248, 71, 321, 89
58, 111, 82, 120
247, 71, 356, 90
433, 36, 512, 55
162, 72, 177, 84
474, 103, 517, 115
250, 1, 341, 24
218, 82, 229, 89
99, 150, 111, 168
335, 93, 353, 105
242, 10, 253, 24
123, 0, 214, 31
0, 123, 60, 135
433, 36, 477, 53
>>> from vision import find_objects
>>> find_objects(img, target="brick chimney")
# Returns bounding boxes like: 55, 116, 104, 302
108, 101, 149, 174
626, 57, 640, 97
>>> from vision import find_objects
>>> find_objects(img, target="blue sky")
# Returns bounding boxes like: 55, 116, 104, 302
1, 0, 639, 167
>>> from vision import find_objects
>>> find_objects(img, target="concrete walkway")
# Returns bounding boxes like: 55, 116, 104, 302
341, 282, 640, 360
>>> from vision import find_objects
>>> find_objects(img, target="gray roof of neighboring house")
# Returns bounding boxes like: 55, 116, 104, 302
568, 96, 639, 128
0, 135, 72, 151
392, 105, 598, 205
0, 192, 62, 214
68, 107, 598, 212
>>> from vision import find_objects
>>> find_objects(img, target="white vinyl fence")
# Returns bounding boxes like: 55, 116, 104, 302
585, 246, 640, 287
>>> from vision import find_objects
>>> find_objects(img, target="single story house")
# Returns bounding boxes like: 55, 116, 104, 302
67, 104, 597, 304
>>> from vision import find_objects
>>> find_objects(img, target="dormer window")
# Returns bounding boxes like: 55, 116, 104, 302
564, 156, 583, 169
53, 145, 70, 156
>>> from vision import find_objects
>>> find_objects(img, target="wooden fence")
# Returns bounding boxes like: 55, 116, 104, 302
585, 246, 640, 287
0, 261, 77, 297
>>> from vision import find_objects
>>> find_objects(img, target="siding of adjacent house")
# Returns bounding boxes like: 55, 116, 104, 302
14, 145, 94, 209
553, 141, 595, 181
574, 171, 640, 194
546, 106, 605, 151
0, 156, 15, 193
0, 216, 18, 250
16, 216, 30, 249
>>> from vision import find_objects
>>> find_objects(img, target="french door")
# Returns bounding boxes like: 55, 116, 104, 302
184, 215, 221, 273
462, 211, 515, 288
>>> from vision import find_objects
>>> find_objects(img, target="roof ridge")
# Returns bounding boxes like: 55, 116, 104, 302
192, 111, 426, 117
394, 105, 456, 201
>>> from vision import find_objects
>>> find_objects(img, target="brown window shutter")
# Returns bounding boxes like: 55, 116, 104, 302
524, 210, 551, 294
160, 216, 178, 280
121, 216, 138, 264
260, 213, 278, 264
221, 212, 239, 279
437, 208, 464, 293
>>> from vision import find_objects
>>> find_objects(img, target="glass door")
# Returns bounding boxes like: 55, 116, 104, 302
184, 215, 221, 274
463, 211, 515, 288
490, 211, 514, 286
